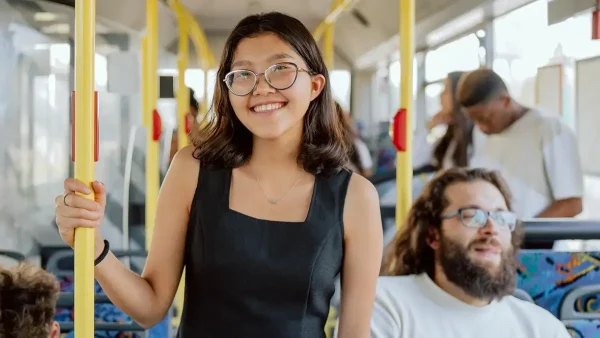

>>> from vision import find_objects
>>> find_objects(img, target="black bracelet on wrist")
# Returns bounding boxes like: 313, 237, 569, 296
94, 240, 110, 266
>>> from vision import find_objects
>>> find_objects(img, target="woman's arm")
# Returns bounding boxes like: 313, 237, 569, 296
86, 146, 197, 327
336, 174, 384, 337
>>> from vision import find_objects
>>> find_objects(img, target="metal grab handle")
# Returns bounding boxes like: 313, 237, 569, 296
521, 219, 600, 242
122, 125, 141, 268
161, 123, 174, 174
59, 322, 147, 333
0, 250, 26, 262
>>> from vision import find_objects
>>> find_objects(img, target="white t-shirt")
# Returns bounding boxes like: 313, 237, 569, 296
369, 273, 571, 338
470, 109, 583, 218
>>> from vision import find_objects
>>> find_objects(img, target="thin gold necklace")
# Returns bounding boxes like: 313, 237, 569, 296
250, 168, 306, 205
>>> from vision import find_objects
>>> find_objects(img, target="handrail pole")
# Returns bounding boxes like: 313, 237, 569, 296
73, 0, 96, 335
396, 0, 415, 229
145, 0, 159, 250
122, 125, 140, 268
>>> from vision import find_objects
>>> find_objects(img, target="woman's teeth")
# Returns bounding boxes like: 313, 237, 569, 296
253, 102, 284, 112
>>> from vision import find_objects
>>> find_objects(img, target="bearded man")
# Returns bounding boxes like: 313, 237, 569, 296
370, 168, 570, 338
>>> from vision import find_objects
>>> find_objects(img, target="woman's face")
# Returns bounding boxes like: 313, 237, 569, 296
227, 33, 325, 141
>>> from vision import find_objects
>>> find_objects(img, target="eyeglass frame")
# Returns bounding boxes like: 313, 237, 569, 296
222, 62, 313, 96
441, 207, 518, 232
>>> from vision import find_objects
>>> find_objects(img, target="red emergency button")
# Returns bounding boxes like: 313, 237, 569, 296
152, 109, 162, 141
392, 108, 407, 152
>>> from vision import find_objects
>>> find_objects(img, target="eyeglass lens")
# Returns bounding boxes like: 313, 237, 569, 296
225, 63, 299, 95
460, 208, 517, 230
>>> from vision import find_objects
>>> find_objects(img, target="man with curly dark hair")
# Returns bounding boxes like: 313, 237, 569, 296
0, 263, 60, 338
370, 168, 571, 338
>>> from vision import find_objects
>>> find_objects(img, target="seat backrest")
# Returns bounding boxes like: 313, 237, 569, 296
516, 250, 600, 321
0, 250, 25, 267
513, 288, 534, 303
562, 320, 600, 338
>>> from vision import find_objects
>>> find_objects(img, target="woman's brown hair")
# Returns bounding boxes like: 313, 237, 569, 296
382, 167, 523, 277
432, 71, 474, 168
190, 12, 351, 177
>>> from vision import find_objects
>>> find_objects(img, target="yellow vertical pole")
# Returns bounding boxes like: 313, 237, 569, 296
176, 12, 189, 150
201, 67, 208, 118
146, 0, 159, 250
73, 0, 96, 336
396, 0, 415, 228
322, 0, 339, 69
142, 37, 149, 128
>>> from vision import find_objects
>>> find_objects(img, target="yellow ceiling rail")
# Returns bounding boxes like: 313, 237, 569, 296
168, 0, 216, 70
322, 0, 340, 69
312, 0, 358, 42
168, 0, 215, 127
184, 11, 216, 69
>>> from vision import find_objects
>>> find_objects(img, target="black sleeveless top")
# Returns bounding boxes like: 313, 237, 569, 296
176, 167, 351, 338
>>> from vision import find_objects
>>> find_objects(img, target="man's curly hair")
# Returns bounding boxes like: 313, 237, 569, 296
0, 263, 59, 338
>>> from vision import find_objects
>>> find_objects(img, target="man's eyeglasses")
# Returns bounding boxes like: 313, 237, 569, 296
223, 62, 311, 96
441, 207, 517, 232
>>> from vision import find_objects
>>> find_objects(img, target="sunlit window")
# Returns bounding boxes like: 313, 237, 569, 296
331, 70, 351, 111
424, 82, 444, 118
425, 34, 481, 82
547, 11, 600, 60
95, 53, 108, 88
184, 68, 217, 104
184, 68, 205, 100
49, 43, 70, 70
493, 0, 550, 106
388, 58, 419, 117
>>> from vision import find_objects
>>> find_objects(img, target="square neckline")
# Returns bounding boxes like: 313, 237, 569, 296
225, 168, 318, 224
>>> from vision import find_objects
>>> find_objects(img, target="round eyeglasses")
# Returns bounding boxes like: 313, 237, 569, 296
442, 207, 518, 232
223, 62, 311, 96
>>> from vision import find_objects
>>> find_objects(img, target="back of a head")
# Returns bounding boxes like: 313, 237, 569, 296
457, 68, 508, 108
0, 263, 60, 338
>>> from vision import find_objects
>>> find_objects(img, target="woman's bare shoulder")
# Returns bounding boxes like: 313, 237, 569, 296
164, 145, 200, 210
343, 172, 381, 236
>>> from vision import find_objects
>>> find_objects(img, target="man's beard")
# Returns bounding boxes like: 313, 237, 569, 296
438, 234, 516, 301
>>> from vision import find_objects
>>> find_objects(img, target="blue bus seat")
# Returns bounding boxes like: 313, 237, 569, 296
513, 288, 534, 303
516, 250, 600, 338
55, 276, 171, 338
563, 320, 600, 338
516, 250, 600, 317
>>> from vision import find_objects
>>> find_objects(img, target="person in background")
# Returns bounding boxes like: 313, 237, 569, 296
457, 68, 583, 219
428, 71, 475, 170
370, 168, 570, 338
336, 102, 374, 178
416, 71, 474, 172
170, 88, 200, 164
0, 263, 61, 338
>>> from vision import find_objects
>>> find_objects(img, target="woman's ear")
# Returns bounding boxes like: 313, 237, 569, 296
310, 74, 326, 101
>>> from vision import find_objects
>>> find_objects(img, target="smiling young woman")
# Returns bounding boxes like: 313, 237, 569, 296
54, 11, 383, 338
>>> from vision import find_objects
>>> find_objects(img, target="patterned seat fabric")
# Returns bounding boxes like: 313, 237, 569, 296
516, 250, 600, 338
